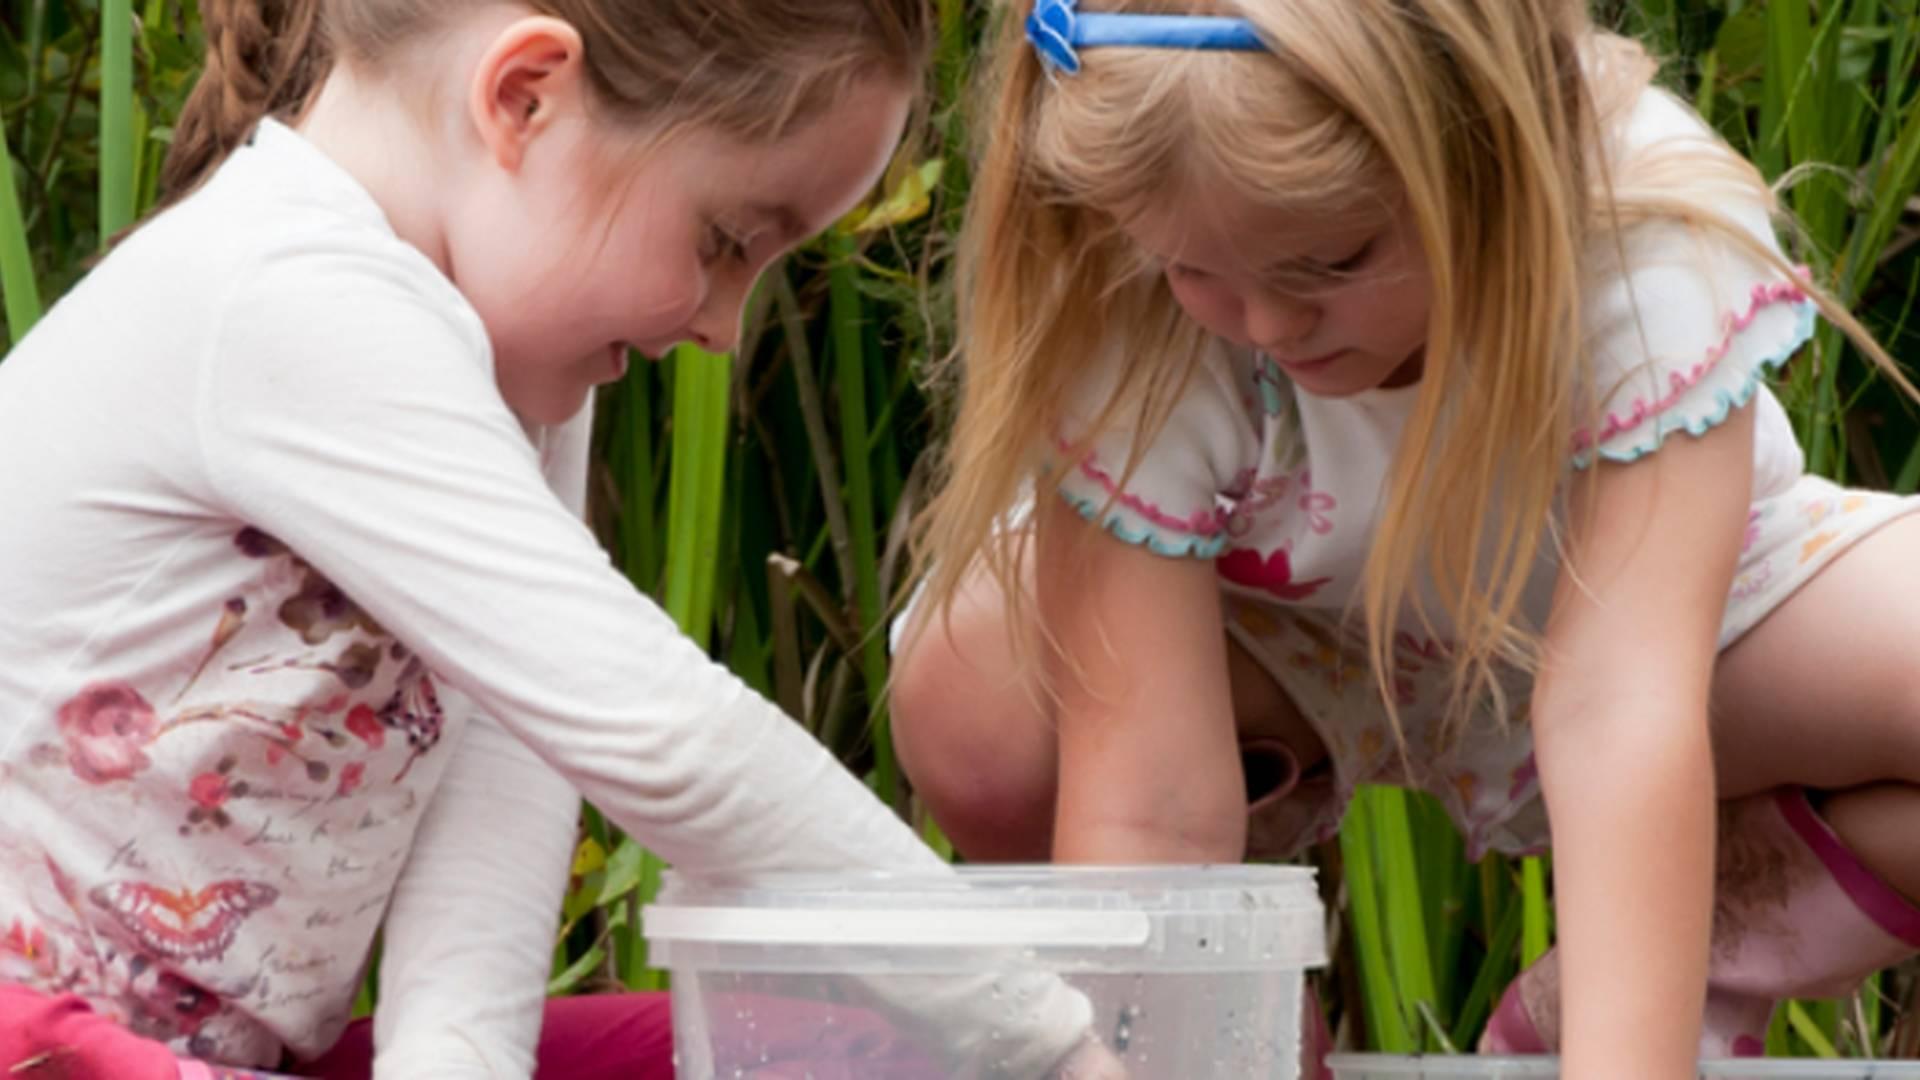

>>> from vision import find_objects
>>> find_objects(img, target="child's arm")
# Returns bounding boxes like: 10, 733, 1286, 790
1035, 495, 1247, 864
352, 386, 591, 1080
1531, 403, 1756, 1080
364, 703, 579, 1079
200, 265, 1098, 1077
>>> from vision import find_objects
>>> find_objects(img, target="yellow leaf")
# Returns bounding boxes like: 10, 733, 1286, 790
844, 159, 945, 234
571, 836, 606, 877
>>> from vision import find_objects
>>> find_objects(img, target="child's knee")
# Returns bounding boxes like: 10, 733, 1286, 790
892, 627, 1055, 858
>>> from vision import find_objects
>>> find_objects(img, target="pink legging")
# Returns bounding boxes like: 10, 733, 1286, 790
297, 992, 962, 1078
297, 993, 676, 1079
0, 985, 673, 1079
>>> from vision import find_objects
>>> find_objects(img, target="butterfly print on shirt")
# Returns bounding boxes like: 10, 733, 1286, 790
89, 880, 279, 963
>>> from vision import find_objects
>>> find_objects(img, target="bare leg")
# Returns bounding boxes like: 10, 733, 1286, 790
1814, 783, 1920, 901
1711, 514, 1920, 898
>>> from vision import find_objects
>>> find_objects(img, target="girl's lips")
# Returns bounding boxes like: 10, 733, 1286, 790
1274, 349, 1347, 373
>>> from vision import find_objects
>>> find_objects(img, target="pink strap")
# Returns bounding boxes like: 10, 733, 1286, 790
1777, 787, 1920, 949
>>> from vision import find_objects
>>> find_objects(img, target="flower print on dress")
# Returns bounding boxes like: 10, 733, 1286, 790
55, 682, 161, 785
1287, 618, 1418, 707
1295, 470, 1336, 534
1730, 558, 1773, 603
1218, 545, 1331, 602
1394, 633, 1450, 667
1224, 473, 1288, 537
1800, 531, 1839, 564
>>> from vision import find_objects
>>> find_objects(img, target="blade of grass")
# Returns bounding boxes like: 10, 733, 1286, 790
24, 0, 47, 98
663, 344, 732, 646
0, 113, 43, 345
622, 355, 661, 595
772, 272, 857, 593
827, 229, 897, 809
1372, 786, 1441, 1049
1449, 890, 1524, 1051
1339, 790, 1413, 1052
1520, 855, 1551, 966
620, 343, 732, 990
1411, 792, 1468, 1022
1898, 440, 1920, 495
1787, 999, 1842, 1058
99, 0, 135, 242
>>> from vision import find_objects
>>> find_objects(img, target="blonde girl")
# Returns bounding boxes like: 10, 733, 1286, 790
895, 2, 1920, 1076
0, 0, 1119, 1075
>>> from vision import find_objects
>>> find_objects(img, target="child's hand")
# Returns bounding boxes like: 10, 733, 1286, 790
1051, 1037, 1130, 1079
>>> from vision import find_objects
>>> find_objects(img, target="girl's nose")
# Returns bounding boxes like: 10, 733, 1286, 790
683, 302, 740, 354
1243, 292, 1320, 351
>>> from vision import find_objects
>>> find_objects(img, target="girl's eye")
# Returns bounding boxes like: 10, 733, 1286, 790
1167, 263, 1209, 282
1270, 237, 1376, 290
704, 224, 750, 265
1313, 237, 1374, 274
1326, 238, 1375, 273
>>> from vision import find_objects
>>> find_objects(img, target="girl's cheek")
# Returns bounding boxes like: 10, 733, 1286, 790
640, 267, 709, 336
1174, 283, 1244, 346
1167, 277, 1210, 325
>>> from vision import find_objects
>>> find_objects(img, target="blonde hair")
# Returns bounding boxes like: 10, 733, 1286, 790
915, 0, 1910, 737
159, 0, 930, 205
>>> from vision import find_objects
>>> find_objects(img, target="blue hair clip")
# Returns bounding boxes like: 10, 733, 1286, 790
1025, 0, 1267, 76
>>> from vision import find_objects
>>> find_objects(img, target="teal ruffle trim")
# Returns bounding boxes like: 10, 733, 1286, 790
1573, 299, 1818, 470
1058, 488, 1227, 558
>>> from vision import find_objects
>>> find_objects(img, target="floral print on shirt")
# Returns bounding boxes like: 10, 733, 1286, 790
4, 526, 454, 1065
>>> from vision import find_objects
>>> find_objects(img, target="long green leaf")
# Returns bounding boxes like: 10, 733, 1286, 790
0, 113, 42, 345
1520, 855, 1551, 966
1450, 894, 1523, 1051
621, 344, 732, 990
663, 345, 732, 645
827, 230, 897, 807
1340, 791, 1412, 1052
1373, 787, 1441, 1048
99, 0, 136, 242
622, 356, 660, 594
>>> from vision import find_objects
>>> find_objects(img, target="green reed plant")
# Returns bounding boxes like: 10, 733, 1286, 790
0, 109, 40, 340
96, 0, 128, 240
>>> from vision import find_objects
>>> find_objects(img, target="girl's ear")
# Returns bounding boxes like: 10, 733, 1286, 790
467, 15, 587, 172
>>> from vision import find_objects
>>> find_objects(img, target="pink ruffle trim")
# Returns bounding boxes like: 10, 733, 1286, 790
1061, 440, 1227, 537
1571, 271, 1811, 454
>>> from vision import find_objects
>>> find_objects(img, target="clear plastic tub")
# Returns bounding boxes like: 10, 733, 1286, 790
1327, 1055, 1920, 1079
644, 865, 1327, 1079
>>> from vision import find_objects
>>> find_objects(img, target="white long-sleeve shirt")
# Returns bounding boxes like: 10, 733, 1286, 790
0, 118, 1088, 1076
